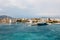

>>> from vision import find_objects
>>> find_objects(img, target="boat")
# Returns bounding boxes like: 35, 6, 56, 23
27, 22, 48, 26
27, 19, 48, 26
37, 22, 48, 26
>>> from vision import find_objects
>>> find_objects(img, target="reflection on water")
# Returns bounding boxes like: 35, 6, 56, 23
0, 23, 60, 40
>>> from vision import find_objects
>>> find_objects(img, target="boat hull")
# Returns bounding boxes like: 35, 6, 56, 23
30, 23, 48, 26
37, 23, 48, 26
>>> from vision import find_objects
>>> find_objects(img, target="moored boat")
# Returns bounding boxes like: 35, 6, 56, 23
37, 22, 48, 26
27, 19, 48, 26
28, 22, 48, 26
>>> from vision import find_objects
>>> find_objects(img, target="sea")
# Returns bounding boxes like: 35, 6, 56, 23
0, 23, 60, 40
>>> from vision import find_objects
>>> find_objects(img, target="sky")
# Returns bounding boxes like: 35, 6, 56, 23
0, 0, 60, 18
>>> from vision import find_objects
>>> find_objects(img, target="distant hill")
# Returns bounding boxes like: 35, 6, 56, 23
0, 15, 13, 19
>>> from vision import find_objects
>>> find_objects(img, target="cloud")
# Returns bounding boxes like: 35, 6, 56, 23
0, 0, 60, 17
0, 8, 3, 11
0, 0, 60, 8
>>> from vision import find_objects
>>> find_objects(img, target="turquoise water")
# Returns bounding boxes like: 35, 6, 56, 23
0, 23, 60, 40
